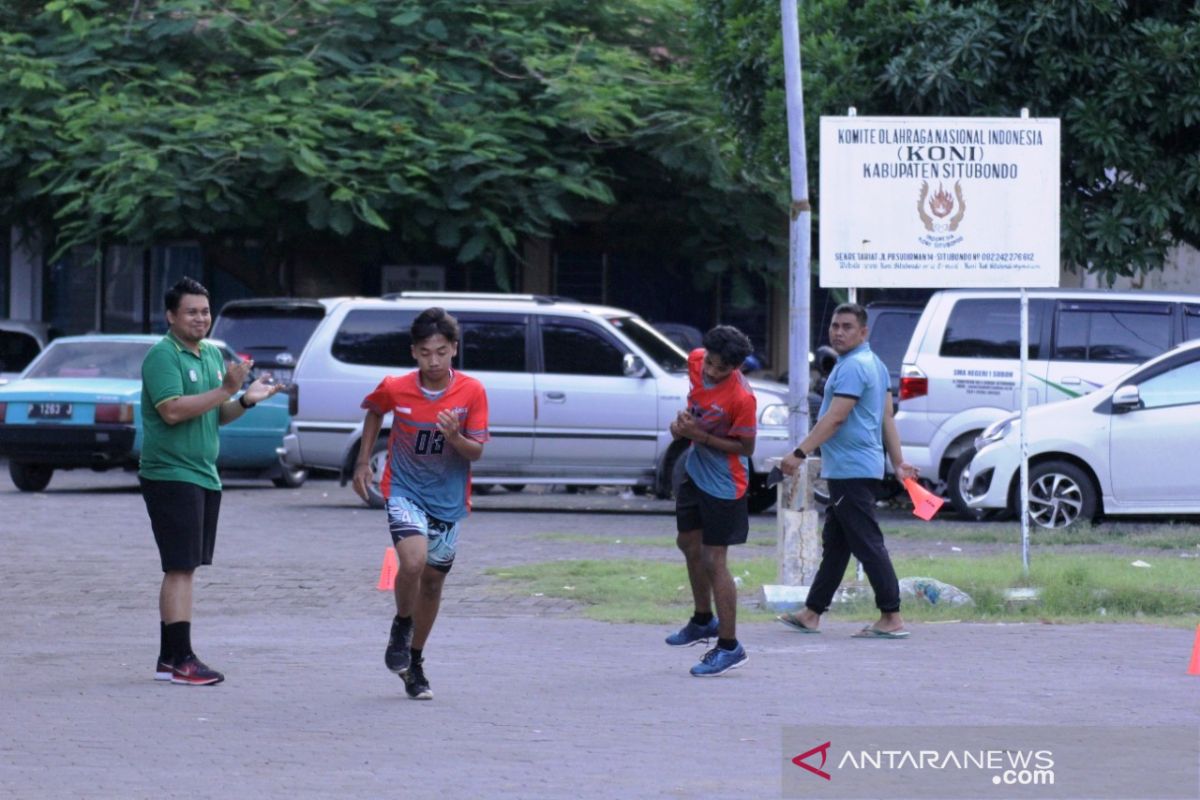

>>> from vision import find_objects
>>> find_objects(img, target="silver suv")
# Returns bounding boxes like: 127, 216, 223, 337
278, 293, 792, 511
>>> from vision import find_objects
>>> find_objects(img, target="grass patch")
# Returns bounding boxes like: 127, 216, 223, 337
884, 519, 1200, 549
487, 553, 1200, 626
535, 531, 774, 549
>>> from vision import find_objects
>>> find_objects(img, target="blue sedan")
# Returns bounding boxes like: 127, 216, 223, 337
0, 334, 305, 492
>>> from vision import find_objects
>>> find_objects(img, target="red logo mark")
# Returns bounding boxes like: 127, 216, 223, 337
792, 741, 832, 781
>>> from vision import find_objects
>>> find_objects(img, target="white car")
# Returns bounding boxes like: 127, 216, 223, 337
963, 340, 1200, 529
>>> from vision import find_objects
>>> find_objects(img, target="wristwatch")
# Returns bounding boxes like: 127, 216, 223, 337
238, 394, 256, 410
792, 446, 807, 460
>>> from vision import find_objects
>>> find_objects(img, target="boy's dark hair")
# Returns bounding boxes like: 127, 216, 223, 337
411, 307, 460, 344
165, 277, 209, 313
702, 325, 753, 368
832, 302, 868, 327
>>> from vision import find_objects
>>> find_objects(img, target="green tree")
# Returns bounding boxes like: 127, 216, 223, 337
0, 0, 782, 288
694, 0, 1200, 283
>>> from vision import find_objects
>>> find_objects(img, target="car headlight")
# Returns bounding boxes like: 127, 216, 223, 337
976, 413, 1018, 448
759, 403, 789, 427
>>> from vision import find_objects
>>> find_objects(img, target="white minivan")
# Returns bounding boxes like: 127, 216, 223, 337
279, 293, 793, 511
894, 289, 1200, 517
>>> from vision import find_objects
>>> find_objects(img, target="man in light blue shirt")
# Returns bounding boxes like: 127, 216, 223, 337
777, 303, 918, 638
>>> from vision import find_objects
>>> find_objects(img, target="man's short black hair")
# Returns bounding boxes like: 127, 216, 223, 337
832, 302, 868, 327
411, 307, 460, 345
165, 277, 209, 313
702, 325, 753, 368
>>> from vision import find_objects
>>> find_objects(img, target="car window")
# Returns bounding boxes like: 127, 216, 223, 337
939, 299, 1043, 359
332, 310, 418, 368
0, 330, 42, 374
1054, 303, 1171, 363
211, 306, 325, 364
1135, 359, 1200, 409
542, 322, 626, 376
868, 311, 919, 377
607, 316, 687, 372
25, 341, 152, 380
1185, 305, 1200, 342
459, 320, 526, 372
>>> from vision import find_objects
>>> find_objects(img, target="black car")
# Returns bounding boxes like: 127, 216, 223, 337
210, 298, 333, 385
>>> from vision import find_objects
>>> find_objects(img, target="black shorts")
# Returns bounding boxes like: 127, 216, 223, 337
675, 475, 749, 547
140, 478, 221, 572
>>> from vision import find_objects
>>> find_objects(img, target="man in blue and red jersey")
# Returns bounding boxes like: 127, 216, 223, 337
664, 325, 756, 677
352, 308, 489, 700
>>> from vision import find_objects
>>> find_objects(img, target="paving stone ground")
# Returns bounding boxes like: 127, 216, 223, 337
1, 469, 1197, 799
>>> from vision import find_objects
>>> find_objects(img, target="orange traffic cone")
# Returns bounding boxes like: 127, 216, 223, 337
377, 547, 398, 591
1188, 625, 1200, 676
904, 478, 945, 521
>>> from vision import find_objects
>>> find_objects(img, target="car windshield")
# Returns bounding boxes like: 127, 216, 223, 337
211, 307, 325, 364
607, 316, 688, 372
25, 341, 154, 380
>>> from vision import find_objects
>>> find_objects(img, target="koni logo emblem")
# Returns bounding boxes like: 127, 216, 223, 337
791, 741, 832, 781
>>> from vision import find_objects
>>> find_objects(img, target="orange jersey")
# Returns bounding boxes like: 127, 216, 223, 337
361, 370, 489, 521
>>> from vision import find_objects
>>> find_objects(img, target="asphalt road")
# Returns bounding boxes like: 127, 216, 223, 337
2, 469, 1197, 799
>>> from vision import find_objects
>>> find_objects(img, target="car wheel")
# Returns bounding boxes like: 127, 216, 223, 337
359, 439, 388, 509
271, 460, 308, 489
1026, 460, 1097, 530
947, 447, 987, 521
747, 476, 776, 514
502, 484, 526, 493
10, 462, 53, 492
655, 440, 690, 500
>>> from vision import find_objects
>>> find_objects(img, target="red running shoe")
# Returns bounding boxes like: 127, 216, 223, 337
170, 654, 224, 686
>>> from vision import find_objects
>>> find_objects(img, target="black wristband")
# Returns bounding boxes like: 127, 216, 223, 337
238, 394, 256, 410
792, 446, 806, 460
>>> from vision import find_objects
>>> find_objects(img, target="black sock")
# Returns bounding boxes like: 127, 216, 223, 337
410, 647, 423, 664
158, 621, 168, 662
396, 614, 412, 625
717, 637, 738, 651
164, 621, 192, 662
691, 611, 714, 626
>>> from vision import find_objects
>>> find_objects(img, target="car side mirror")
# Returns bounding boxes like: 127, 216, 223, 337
622, 353, 648, 378
1111, 384, 1141, 413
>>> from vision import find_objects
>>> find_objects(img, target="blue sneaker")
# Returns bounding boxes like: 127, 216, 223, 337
665, 617, 719, 647
690, 644, 748, 677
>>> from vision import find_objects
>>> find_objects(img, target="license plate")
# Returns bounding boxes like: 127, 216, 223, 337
29, 402, 73, 420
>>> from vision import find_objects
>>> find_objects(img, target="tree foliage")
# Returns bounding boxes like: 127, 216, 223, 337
0, 0, 782, 286
694, 0, 1200, 283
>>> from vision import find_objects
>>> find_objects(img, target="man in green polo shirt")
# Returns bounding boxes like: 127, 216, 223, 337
140, 277, 281, 686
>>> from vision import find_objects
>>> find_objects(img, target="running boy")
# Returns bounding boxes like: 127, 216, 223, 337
352, 308, 489, 700
665, 325, 756, 676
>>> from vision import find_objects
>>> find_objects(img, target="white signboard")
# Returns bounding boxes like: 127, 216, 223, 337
819, 116, 1060, 288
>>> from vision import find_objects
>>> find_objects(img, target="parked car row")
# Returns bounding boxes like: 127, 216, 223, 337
0, 335, 302, 492
894, 288, 1200, 519
4, 287, 1196, 529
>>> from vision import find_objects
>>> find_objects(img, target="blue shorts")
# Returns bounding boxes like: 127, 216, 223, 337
385, 496, 461, 572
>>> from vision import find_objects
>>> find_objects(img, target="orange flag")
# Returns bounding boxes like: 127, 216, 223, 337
904, 478, 945, 521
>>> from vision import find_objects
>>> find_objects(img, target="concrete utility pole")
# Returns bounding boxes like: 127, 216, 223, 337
781, 0, 811, 443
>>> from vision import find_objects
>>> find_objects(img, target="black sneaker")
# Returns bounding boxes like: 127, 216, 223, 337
385, 616, 413, 674
403, 657, 433, 700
